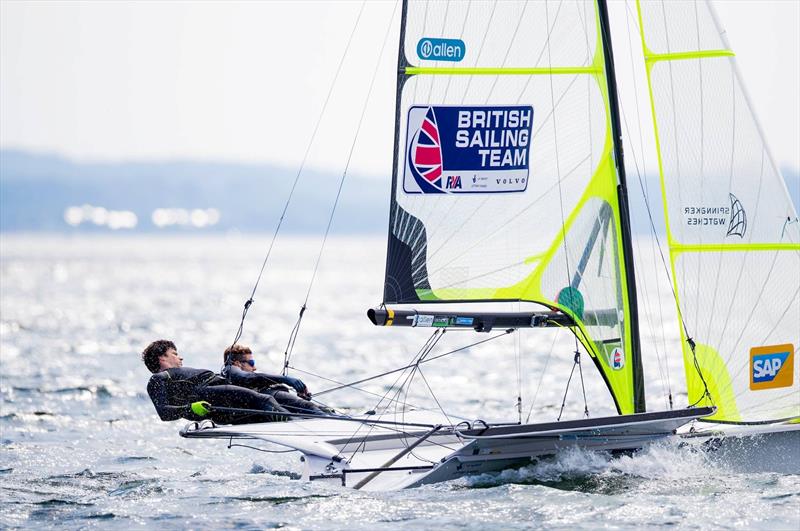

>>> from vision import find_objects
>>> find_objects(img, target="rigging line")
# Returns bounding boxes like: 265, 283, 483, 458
712, 150, 765, 355
416, 366, 454, 434
526, 327, 560, 423
483, 0, 531, 105
416, 355, 453, 425
623, 0, 672, 407
759, 285, 800, 346
440, 0, 473, 102
412, 0, 430, 104
311, 329, 515, 396
576, 347, 589, 418
578, 0, 594, 172
459, 0, 498, 104
702, 61, 737, 364
545, 0, 582, 363
687, 337, 712, 407
557, 353, 579, 421
516, 320, 522, 424
514, 0, 567, 102
658, 0, 688, 319
286, 365, 427, 409
282, 0, 400, 374
351, 331, 443, 459
400, 332, 457, 447
392, 329, 449, 451
343, 330, 441, 458
723, 247, 781, 369
693, 0, 706, 342
424, 148, 588, 276
423, 0, 451, 105
425, 153, 591, 277
618, 6, 694, 385
715, 274, 796, 399
228, 0, 368, 352
618, 85, 672, 408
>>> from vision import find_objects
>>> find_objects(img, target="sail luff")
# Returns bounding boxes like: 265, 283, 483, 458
596, 0, 645, 413
381, 0, 411, 304
635, 0, 715, 414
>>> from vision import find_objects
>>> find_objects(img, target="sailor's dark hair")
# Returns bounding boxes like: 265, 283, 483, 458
223, 344, 252, 364
142, 339, 177, 373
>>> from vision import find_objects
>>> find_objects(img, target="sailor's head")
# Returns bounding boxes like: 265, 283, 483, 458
142, 339, 182, 373
224, 344, 256, 373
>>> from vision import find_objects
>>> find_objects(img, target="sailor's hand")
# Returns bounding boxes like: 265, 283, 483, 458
190, 401, 212, 417
267, 384, 292, 394
284, 376, 310, 398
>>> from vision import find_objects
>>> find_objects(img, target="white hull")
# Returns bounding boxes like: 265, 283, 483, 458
678, 422, 800, 474
181, 407, 714, 490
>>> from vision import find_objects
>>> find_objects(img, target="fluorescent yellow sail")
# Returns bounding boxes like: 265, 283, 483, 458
636, 0, 800, 422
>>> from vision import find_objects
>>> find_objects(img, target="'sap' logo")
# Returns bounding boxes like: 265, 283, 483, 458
750, 344, 794, 390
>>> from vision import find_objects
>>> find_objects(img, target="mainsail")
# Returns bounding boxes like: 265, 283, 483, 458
380, 1, 642, 414
637, 0, 800, 423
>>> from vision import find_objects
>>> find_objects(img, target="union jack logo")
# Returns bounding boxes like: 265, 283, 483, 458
409, 107, 444, 191
611, 347, 625, 370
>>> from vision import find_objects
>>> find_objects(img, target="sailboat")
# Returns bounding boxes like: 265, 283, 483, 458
181, 0, 798, 489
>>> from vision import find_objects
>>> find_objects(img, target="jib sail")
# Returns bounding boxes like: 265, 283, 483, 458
637, 0, 799, 423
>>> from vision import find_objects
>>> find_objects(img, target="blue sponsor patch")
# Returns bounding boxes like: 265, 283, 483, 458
403, 105, 533, 194
417, 38, 465, 62
750, 345, 793, 390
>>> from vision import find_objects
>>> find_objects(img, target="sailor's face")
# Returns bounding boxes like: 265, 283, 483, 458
159, 348, 183, 370
235, 353, 256, 373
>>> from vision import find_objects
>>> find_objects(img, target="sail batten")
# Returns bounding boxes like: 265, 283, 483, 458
405, 66, 602, 76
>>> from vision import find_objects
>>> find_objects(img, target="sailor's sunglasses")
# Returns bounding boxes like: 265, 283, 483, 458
244, 359, 255, 367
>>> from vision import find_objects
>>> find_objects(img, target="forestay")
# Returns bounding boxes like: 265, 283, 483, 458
637, 0, 799, 423
381, 1, 640, 414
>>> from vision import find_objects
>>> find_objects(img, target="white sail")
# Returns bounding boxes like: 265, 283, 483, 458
382, 0, 644, 413
637, 0, 799, 423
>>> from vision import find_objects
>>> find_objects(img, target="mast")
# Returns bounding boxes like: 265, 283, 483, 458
596, 0, 645, 412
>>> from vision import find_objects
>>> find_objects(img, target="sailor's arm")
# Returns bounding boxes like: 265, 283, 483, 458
147, 373, 203, 421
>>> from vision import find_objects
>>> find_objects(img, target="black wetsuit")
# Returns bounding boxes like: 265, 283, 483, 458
220, 365, 325, 415
146, 367, 289, 424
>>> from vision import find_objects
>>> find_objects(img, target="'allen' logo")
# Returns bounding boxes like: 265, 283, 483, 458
750, 344, 794, 390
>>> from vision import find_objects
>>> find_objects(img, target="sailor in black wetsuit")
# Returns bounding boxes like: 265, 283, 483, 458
220, 344, 327, 415
142, 339, 291, 425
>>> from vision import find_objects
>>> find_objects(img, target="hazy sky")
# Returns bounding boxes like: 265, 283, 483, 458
1, 0, 798, 177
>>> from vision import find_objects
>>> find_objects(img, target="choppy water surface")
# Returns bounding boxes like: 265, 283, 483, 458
1, 235, 798, 529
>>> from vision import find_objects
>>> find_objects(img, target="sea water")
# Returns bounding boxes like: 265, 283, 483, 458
1, 235, 798, 529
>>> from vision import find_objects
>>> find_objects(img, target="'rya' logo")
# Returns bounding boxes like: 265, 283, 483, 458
750, 344, 794, 390
610, 347, 625, 371
417, 38, 465, 62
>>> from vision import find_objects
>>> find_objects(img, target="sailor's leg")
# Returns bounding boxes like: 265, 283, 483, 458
197, 385, 290, 424
266, 390, 328, 415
